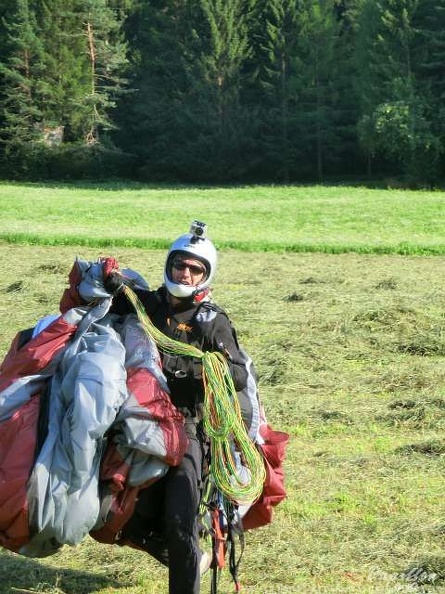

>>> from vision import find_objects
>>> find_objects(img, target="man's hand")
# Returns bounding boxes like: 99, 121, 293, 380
104, 270, 125, 295
101, 257, 125, 295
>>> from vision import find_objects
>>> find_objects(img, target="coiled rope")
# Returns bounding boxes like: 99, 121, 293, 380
123, 285, 265, 505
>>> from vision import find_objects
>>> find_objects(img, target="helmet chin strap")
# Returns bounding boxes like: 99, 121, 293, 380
193, 287, 210, 303
167, 285, 210, 305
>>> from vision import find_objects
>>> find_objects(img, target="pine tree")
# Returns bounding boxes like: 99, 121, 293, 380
293, 0, 349, 182
411, 0, 445, 178
0, 0, 129, 178
0, 0, 46, 157
31, 0, 89, 141
177, 0, 256, 180
32, 0, 128, 144
355, 0, 438, 179
326, 0, 363, 178
0, 0, 18, 59
250, 0, 301, 182
79, 0, 129, 144
112, 0, 193, 179
115, 0, 256, 182
249, 0, 357, 182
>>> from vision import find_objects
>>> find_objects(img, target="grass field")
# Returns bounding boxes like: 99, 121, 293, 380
0, 183, 444, 594
0, 182, 444, 254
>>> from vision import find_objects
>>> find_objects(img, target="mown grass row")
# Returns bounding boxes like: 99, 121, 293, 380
1, 233, 444, 256
1, 182, 444, 256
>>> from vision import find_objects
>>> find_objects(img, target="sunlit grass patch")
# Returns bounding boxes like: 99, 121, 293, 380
0, 182, 444, 255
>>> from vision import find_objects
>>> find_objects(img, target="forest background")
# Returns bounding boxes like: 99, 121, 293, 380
1, 0, 445, 186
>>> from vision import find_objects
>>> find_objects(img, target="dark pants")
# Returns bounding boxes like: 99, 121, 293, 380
123, 431, 204, 594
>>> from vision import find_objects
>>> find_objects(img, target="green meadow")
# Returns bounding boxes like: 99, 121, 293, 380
0, 183, 444, 593
0, 182, 444, 254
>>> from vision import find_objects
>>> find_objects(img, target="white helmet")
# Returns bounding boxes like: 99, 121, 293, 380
164, 221, 217, 299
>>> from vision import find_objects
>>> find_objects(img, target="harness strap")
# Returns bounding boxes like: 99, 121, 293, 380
211, 564, 218, 594
208, 496, 244, 594
211, 507, 226, 569
210, 504, 224, 594
228, 516, 244, 592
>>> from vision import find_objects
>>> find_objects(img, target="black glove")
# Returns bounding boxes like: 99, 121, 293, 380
104, 271, 125, 295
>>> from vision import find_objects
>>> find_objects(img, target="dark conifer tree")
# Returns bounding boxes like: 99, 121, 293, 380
411, 0, 445, 179
31, 0, 89, 141
249, 0, 358, 182
292, 0, 345, 182
250, 0, 301, 182
0, 0, 45, 160
0, 0, 128, 175
78, 0, 129, 144
326, 0, 363, 178
355, 0, 437, 180
32, 0, 128, 144
112, 0, 192, 179
176, 0, 256, 181
115, 0, 256, 182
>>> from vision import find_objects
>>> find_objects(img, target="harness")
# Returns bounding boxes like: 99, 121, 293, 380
199, 472, 245, 593
160, 300, 249, 591
145, 294, 290, 593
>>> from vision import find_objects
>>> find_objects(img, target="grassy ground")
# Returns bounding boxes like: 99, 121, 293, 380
0, 243, 444, 594
0, 182, 444, 254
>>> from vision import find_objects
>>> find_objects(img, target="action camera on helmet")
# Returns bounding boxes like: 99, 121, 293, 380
190, 220, 207, 240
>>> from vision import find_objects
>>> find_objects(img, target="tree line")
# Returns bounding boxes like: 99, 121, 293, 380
0, 0, 444, 185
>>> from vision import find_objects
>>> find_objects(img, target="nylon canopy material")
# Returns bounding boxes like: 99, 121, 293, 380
0, 303, 188, 557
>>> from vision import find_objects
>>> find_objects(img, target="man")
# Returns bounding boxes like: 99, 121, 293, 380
108, 221, 249, 594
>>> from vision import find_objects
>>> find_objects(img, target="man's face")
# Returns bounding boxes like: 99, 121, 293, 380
171, 257, 206, 287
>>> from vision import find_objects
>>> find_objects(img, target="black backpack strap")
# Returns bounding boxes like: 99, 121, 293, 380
194, 301, 226, 322
17, 327, 34, 349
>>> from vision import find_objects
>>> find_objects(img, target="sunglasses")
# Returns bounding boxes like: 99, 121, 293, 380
173, 261, 206, 275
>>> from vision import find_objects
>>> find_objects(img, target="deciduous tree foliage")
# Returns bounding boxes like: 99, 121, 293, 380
0, 0, 444, 184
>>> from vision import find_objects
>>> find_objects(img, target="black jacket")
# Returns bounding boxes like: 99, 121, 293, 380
112, 286, 248, 414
